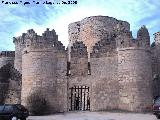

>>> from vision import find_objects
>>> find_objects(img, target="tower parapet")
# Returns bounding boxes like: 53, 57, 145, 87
116, 25, 150, 49
68, 16, 130, 53
136, 25, 150, 48
13, 33, 26, 45
115, 30, 133, 49
22, 28, 65, 52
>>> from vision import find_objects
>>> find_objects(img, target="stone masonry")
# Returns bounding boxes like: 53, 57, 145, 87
0, 16, 160, 113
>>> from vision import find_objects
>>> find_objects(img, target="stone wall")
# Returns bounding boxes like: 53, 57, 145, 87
0, 51, 15, 68
90, 51, 118, 111
118, 48, 152, 112
67, 41, 89, 110
67, 39, 119, 111
70, 41, 88, 77
0, 63, 21, 104
4, 79, 21, 104
22, 48, 58, 112
87, 31, 119, 111
0, 83, 8, 103
68, 41, 88, 86
55, 50, 68, 112
151, 32, 160, 98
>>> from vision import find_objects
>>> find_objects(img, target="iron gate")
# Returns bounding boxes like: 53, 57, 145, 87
69, 86, 90, 111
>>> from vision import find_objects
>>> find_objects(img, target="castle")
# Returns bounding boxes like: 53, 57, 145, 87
0, 16, 160, 113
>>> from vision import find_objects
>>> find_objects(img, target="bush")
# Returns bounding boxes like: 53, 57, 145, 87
26, 90, 49, 115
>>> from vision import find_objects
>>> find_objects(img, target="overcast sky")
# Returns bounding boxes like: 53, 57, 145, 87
0, 0, 160, 51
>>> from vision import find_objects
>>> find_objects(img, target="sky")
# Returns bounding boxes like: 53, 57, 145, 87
0, 0, 160, 51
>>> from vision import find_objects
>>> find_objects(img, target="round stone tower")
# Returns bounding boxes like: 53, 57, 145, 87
117, 26, 152, 112
68, 16, 130, 53
20, 28, 66, 113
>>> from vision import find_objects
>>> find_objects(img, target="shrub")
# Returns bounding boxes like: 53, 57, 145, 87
26, 90, 49, 115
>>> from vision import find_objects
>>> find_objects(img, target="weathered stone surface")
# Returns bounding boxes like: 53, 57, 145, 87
1, 16, 160, 113
151, 32, 160, 98
90, 55, 118, 111
0, 63, 21, 104
0, 51, 14, 68
137, 25, 150, 48
20, 29, 67, 113
69, 16, 130, 53
118, 48, 152, 112
22, 49, 67, 113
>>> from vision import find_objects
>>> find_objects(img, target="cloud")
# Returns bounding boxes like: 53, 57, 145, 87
0, 0, 159, 51
0, 0, 64, 50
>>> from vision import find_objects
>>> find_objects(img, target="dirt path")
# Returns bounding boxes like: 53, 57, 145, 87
27, 111, 157, 120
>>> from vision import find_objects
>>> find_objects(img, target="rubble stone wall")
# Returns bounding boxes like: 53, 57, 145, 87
118, 48, 152, 112
69, 16, 130, 53
90, 52, 118, 111
5, 79, 21, 104
22, 48, 58, 112
55, 51, 68, 112
0, 51, 15, 68
151, 32, 160, 98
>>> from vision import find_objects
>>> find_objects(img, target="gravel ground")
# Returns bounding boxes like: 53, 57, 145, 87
27, 111, 157, 120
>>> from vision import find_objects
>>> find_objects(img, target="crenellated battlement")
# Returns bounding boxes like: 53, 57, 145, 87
13, 33, 26, 45
43, 28, 56, 37
71, 41, 88, 58
69, 16, 151, 55
90, 25, 150, 57
136, 25, 150, 47
0, 51, 15, 57
14, 28, 65, 51
91, 32, 117, 57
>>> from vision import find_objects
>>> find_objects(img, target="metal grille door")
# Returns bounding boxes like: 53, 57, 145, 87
69, 86, 90, 111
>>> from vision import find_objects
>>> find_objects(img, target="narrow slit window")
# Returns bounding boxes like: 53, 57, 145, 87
88, 62, 91, 75
66, 61, 71, 76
